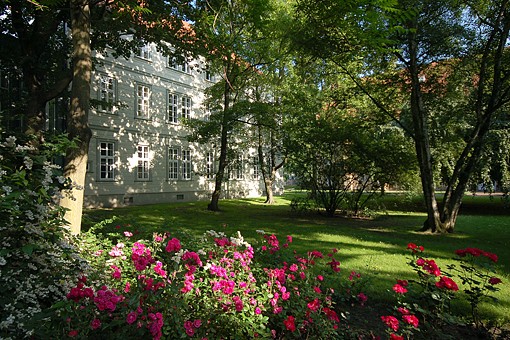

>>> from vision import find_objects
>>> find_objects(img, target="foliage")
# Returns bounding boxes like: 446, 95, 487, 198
381, 243, 503, 338
285, 73, 417, 217
0, 134, 88, 338
40, 228, 364, 339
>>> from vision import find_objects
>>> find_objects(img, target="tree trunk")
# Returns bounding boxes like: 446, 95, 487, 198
208, 64, 232, 211
60, 0, 92, 234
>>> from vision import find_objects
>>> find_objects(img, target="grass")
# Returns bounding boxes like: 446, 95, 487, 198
82, 191, 510, 327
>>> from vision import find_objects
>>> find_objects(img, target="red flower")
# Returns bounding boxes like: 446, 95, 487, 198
489, 277, 502, 285
357, 292, 368, 305
284, 315, 296, 332
307, 298, 320, 312
435, 276, 459, 291
381, 315, 399, 331
392, 284, 408, 294
402, 314, 419, 328
68, 330, 79, 337
396, 279, 408, 287
417, 258, 441, 276
323, 307, 340, 322
390, 334, 404, 340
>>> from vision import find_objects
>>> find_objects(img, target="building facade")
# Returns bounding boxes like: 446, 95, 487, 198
84, 44, 283, 207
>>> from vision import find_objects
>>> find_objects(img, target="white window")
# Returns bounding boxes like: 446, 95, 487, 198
168, 147, 179, 180
206, 152, 214, 179
205, 67, 213, 81
181, 96, 191, 120
169, 57, 192, 74
168, 93, 179, 123
137, 43, 151, 60
182, 149, 192, 180
136, 85, 150, 118
167, 147, 192, 180
99, 75, 115, 112
252, 157, 260, 180
137, 145, 150, 180
99, 142, 115, 180
167, 92, 192, 123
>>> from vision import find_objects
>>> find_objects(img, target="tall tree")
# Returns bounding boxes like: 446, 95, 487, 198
60, 0, 92, 234
0, 0, 197, 233
190, 0, 274, 211
292, 0, 510, 232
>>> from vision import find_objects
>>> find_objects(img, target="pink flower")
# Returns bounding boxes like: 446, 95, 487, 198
289, 263, 298, 272
110, 265, 121, 279
435, 276, 459, 291
284, 315, 296, 332
126, 311, 137, 325
397, 307, 409, 315
381, 315, 399, 331
489, 277, 502, 285
90, 318, 101, 330
255, 307, 262, 315
154, 261, 167, 278
165, 238, 182, 253
124, 231, 133, 237
402, 314, 419, 328
193, 319, 202, 328
286, 235, 293, 243
316, 275, 324, 281
392, 284, 408, 294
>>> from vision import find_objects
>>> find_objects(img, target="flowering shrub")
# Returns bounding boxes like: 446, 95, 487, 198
381, 243, 503, 339
40, 227, 368, 339
448, 247, 503, 328
0, 134, 88, 338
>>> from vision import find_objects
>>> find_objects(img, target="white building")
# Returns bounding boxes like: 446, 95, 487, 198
84, 44, 283, 207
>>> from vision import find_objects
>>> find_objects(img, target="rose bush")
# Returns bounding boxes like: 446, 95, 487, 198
40, 228, 363, 339
380, 243, 503, 339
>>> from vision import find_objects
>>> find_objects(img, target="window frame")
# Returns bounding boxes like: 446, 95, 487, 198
136, 84, 151, 119
136, 144, 151, 181
98, 74, 116, 113
98, 141, 116, 181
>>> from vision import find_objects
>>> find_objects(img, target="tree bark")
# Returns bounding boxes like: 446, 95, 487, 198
60, 0, 92, 234
208, 63, 232, 211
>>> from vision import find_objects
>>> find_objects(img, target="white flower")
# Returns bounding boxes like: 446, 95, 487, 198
4, 135, 16, 147
256, 229, 266, 235
0, 257, 6, 266
23, 156, 33, 170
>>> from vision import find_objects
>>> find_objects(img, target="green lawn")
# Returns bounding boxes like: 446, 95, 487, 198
82, 192, 510, 325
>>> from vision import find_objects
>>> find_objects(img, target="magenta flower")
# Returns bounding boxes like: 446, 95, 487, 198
126, 311, 137, 325
90, 318, 101, 330
165, 238, 181, 253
